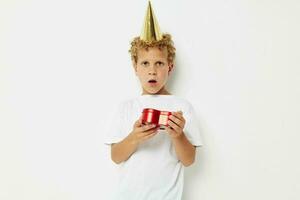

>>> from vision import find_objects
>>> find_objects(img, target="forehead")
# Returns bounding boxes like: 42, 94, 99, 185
137, 47, 168, 61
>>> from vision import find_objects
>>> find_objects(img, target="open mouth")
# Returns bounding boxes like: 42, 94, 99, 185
148, 79, 157, 83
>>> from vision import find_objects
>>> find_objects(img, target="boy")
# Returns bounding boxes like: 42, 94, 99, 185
104, 1, 203, 200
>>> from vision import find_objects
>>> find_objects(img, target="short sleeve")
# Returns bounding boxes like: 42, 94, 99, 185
183, 103, 204, 147
103, 101, 128, 145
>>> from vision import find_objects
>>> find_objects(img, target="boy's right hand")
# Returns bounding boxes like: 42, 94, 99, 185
128, 116, 159, 145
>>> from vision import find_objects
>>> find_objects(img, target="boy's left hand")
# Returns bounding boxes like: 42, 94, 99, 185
165, 111, 185, 139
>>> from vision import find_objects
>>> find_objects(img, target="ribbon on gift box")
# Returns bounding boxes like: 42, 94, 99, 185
141, 108, 172, 129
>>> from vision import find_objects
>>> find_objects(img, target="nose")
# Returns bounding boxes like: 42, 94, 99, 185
148, 65, 157, 75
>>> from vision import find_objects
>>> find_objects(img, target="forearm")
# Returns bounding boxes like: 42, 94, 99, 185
171, 132, 196, 167
111, 133, 138, 164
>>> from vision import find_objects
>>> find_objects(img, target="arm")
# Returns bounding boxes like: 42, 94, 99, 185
166, 111, 196, 167
111, 133, 138, 164
111, 119, 159, 164
171, 131, 196, 167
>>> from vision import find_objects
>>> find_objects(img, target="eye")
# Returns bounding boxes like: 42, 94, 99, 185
141, 61, 149, 66
156, 61, 165, 66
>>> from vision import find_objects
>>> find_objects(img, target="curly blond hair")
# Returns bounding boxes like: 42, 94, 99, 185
129, 33, 176, 64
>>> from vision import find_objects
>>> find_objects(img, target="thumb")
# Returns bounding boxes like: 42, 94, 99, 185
134, 116, 143, 127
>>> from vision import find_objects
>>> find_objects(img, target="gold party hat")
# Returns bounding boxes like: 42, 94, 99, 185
140, 1, 163, 42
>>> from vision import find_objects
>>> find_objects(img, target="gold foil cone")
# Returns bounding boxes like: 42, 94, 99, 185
140, 1, 163, 42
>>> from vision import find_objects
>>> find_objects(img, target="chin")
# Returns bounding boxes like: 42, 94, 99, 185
143, 87, 163, 95
146, 90, 158, 94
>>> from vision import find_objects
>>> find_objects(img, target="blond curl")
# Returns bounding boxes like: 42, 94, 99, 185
129, 33, 176, 64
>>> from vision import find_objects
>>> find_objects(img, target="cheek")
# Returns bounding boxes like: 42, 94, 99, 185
136, 66, 146, 73
159, 69, 169, 77
136, 70, 147, 81
136, 67, 144, 74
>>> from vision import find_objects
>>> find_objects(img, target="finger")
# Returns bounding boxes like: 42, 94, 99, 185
141, 126, 159, 136
168, 120, 182, 133
138, 128, 159, 139
169, 115, 184, 129
165, 125, 177, 136
171, 111, 185, 127
140, 130, 158, 140
165, 126, 182, 138
140, 131, 158, 142
134, 120, 140, 127
139, 115, 143, 123
137, 123, 157, 132
134, 116, 144, 128
134, 119, 142, 128
171, 111, 185, 121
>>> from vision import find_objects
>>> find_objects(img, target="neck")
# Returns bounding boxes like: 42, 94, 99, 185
142, 87, 171, 95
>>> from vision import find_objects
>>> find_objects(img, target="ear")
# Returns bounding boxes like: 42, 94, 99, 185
168, 63, 174, 74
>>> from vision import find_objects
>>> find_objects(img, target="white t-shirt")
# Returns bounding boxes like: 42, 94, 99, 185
104, 94, 203, 200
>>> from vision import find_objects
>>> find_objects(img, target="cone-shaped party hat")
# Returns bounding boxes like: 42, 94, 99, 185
140, 1, 163, 42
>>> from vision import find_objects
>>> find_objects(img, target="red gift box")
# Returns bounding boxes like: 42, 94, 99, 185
141, 108, 172, 130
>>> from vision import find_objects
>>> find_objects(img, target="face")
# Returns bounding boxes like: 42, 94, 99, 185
133, 47, 173, 95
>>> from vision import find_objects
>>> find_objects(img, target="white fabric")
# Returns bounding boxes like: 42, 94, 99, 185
104, 94, 203, 200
